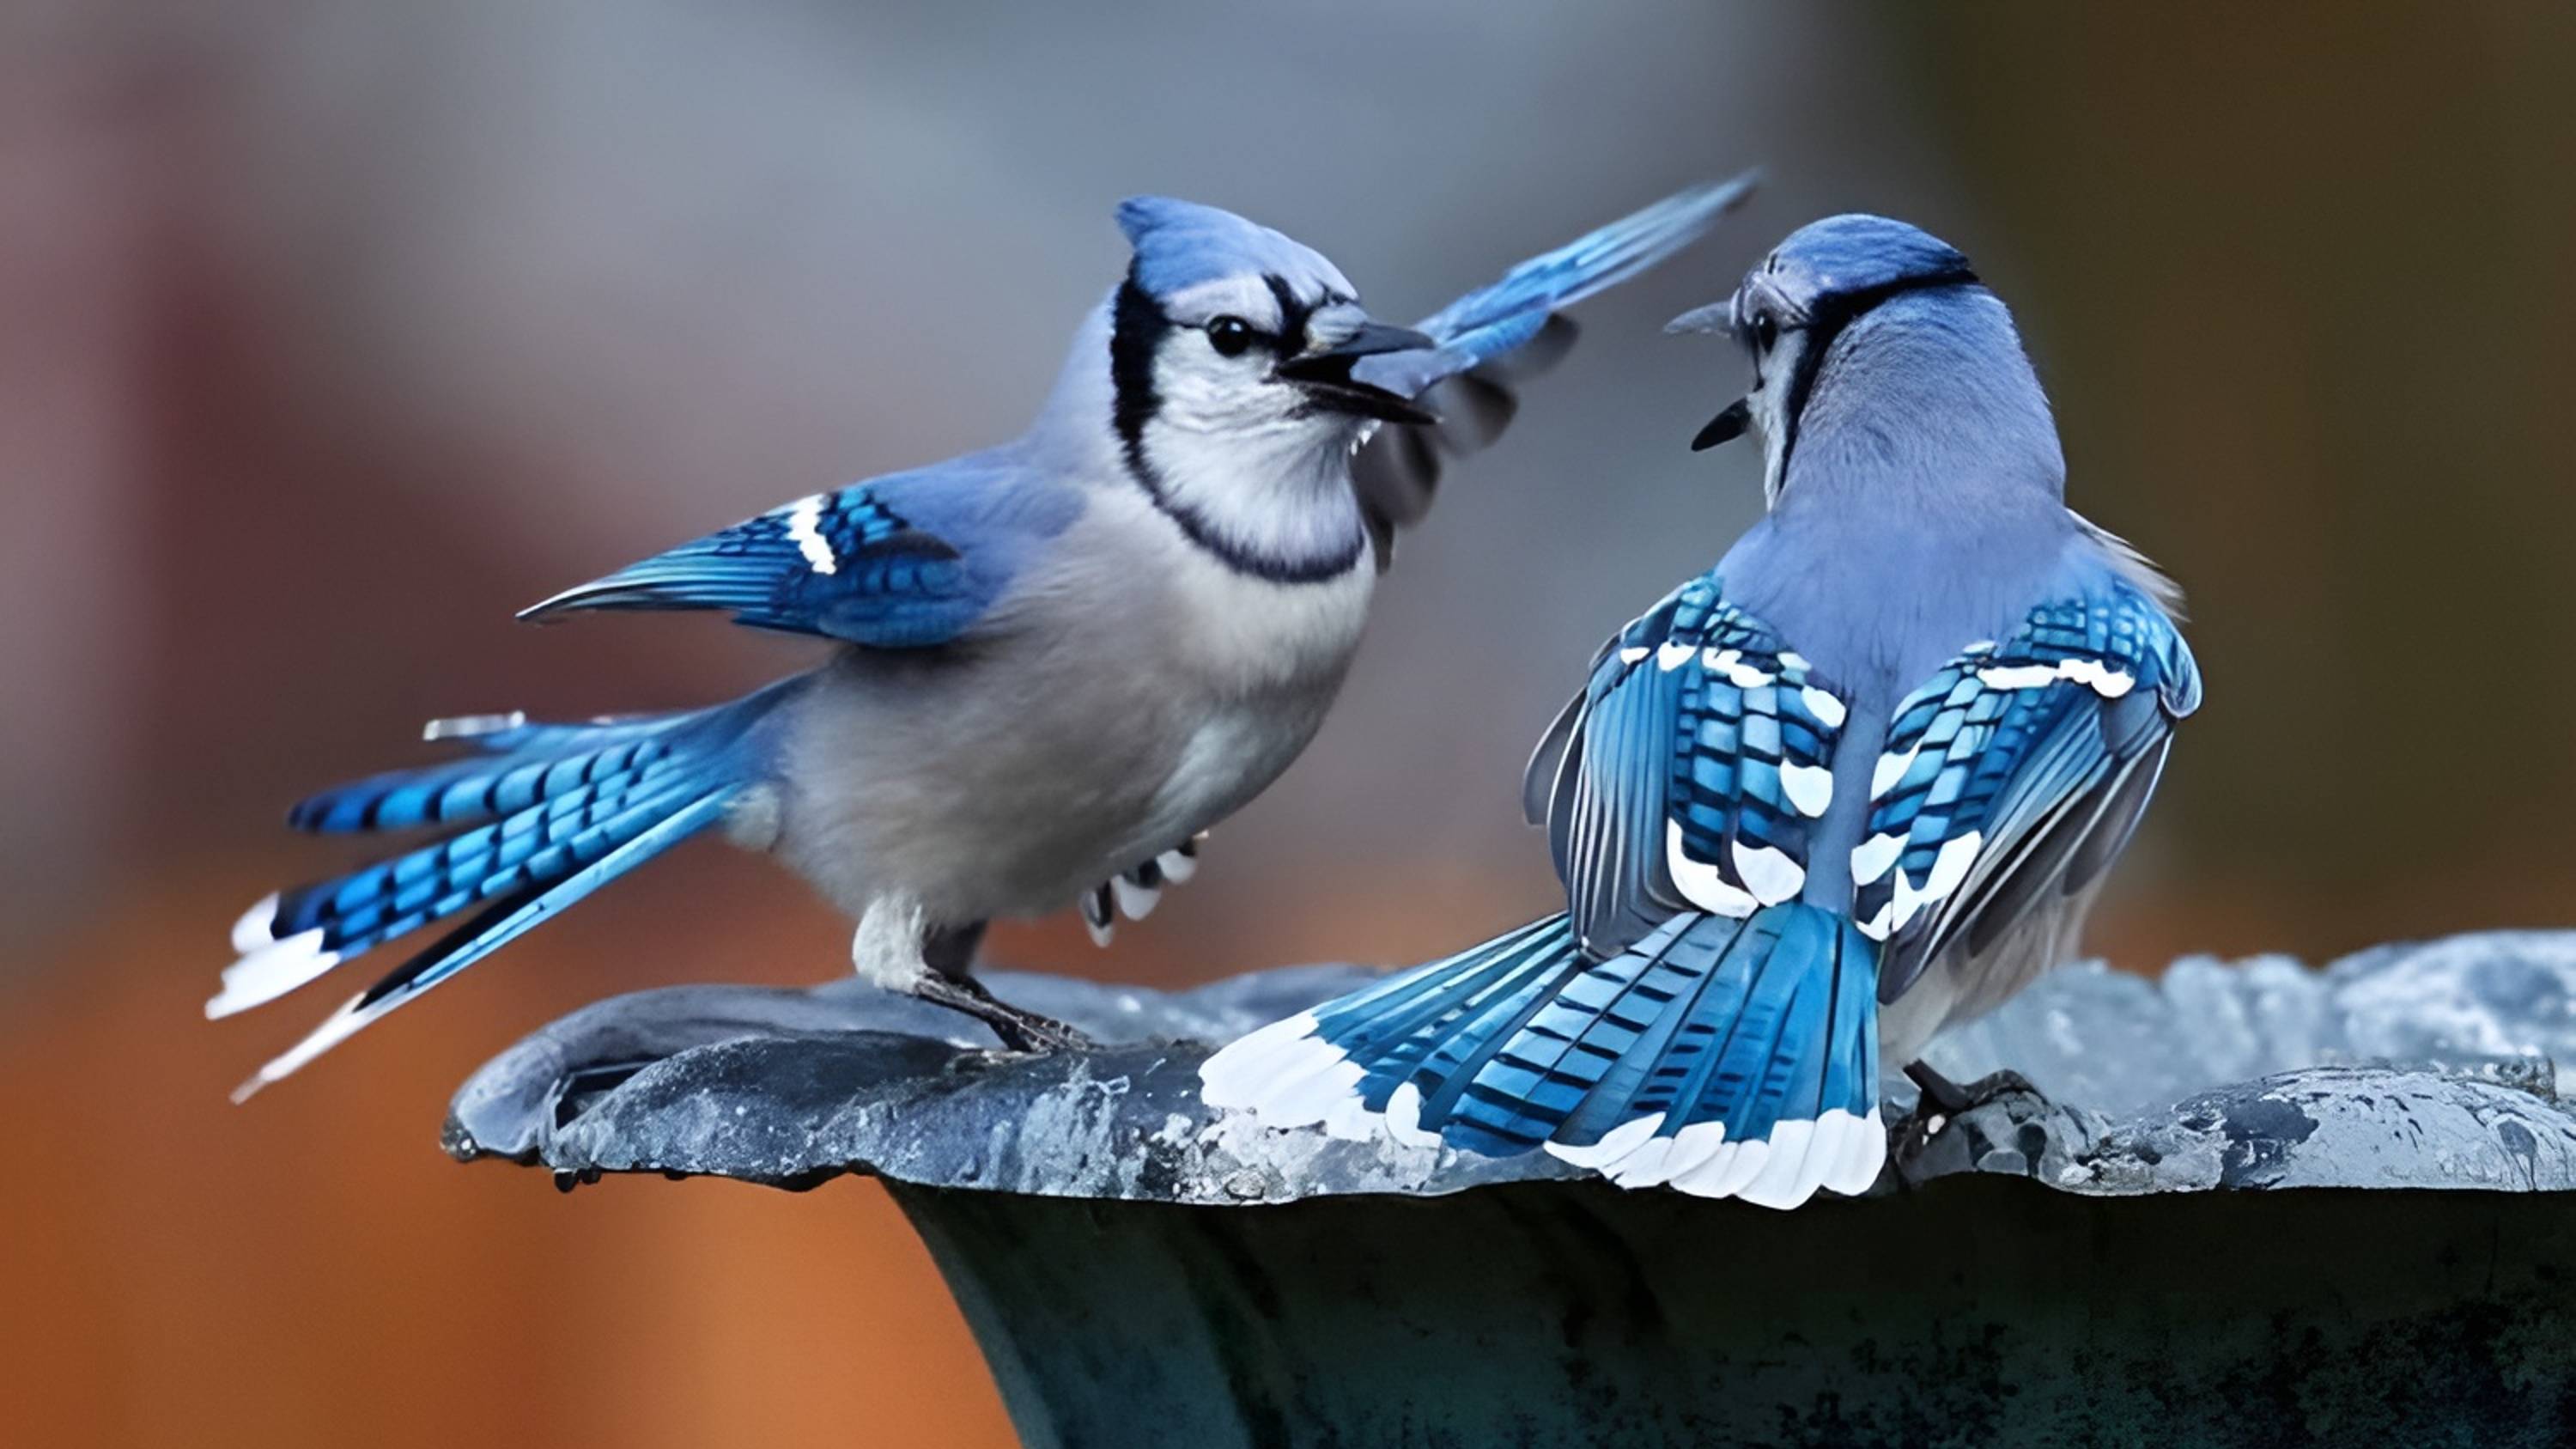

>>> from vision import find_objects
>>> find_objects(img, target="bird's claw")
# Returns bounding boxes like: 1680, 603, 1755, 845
1897, 1062, 2050, 1157
1905, 1061, 2041, 1117
987, 1012, 1094, 1055
914, 973, 1093, 1054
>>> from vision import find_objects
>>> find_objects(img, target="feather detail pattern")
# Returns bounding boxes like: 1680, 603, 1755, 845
514, 486, 1003, 648
1856, 584, 2201, 997
1542, 572, 1847, 957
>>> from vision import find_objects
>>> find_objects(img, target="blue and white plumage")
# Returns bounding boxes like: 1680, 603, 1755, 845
1204, 213, 2202, 1208
215, 177, 1757, 1097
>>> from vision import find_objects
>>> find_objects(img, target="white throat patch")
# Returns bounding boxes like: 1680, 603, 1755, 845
1135, 333, 1369, 581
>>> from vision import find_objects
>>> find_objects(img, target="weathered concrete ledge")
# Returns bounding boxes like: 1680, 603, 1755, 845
447, 930, 2576, 1201
445, 933, 2576, 1446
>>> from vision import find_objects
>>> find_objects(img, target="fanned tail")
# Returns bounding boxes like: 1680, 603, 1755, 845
1200, 904, 1884, 1209
215, 679, 801, 1099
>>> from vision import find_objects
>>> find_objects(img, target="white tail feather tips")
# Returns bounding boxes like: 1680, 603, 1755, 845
229, 991, 382, 1102
230, 892, 280, 953
1734, 1118, 1820, 1209
1200, 1014, 1449, 1154
206, 928, 342, 1020
1575, 1118, 1732, 1189
1822, 1109, 1889, 1196
1543, 1108, 1886, 1209
1649, 1123, 1731, 1190
1197, 1013, 1888, 1208
1198, 1012, 1328, 1113
1545, 1112, 1667, 1170
1235, 1046, 1365, 1129
1674, 1136, 1768, 1197
1383, 1081, 1442, 1150
1656, 1121, 1735, 1184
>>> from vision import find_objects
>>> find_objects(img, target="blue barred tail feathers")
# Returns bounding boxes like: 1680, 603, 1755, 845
214, 680, 798, 1099
1200, 904, 1883, 1209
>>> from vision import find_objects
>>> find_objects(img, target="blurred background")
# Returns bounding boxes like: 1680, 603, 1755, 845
4, 3, 2571, 1445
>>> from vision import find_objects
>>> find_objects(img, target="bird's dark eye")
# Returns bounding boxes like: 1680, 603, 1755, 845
1753, 314, 1780, 352
1206, 315, 1256, 357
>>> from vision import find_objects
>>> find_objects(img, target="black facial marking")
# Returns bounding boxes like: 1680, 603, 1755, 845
1105, 264, 1364, 587
1262, 273, 1315, 356
1109, 268, 1171, 485
1777, 262, 1982, 473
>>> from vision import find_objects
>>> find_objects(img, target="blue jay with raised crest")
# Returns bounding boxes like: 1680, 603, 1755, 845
1203, 214, 2201, 1209
211, 177, 1758, 1098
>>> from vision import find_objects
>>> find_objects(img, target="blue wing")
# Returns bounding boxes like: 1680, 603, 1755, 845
517, 451, 1084, 648
1855, 584, 2201, 998
1534, 571, 1850, 958
517, 481, 993, 647
1346, 174, 1756, 563
1358, 173, 1759, 397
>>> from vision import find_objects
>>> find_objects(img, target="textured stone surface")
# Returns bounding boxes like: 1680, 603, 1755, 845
448, 933, 2576, 1446
448, 930, 2576, 1200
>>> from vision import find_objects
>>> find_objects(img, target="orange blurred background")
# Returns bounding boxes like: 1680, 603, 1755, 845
5, 5, 2573, 1446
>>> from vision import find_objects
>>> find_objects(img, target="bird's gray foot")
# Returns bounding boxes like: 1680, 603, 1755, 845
1893, 1061, 2093, 1184
914, 972, 1093, 1054
851, 910, 1091, 1052
1904, 1060, 2040, 1117
913, 919, 1091, 1050
1896, 1062, 2051, 1165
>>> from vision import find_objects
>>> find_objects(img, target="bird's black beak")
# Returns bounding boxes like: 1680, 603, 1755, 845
1278, 320, 1441, 426
1667, 298, 1754, 452
1691, 397, 1753, 452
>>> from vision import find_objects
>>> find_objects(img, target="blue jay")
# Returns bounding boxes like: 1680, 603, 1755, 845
212, 178, 1758, 1098
1202, 215, 2201, 1209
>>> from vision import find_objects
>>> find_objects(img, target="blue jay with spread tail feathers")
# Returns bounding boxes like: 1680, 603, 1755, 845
212, 177, 1759, 1098
1202, 215, 2201, 1209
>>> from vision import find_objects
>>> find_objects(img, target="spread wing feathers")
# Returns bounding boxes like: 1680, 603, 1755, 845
1540, 574, 1848, 958
517, 487, 985, 648
1348, 173, 1756, 567
1856, 587, 2200, 1000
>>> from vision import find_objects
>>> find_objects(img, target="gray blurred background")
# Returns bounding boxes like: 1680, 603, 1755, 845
3, 5, 2571, 1446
